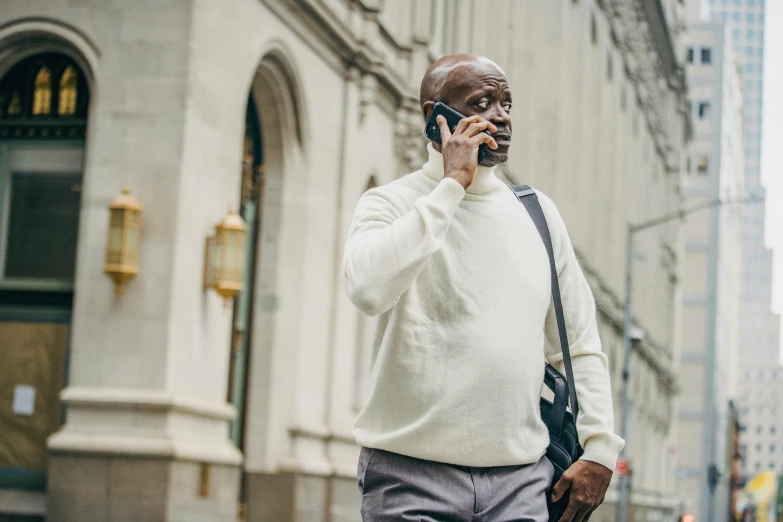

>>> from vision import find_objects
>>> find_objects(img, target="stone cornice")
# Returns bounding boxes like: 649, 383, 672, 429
282, 425, 358, 478
52, 388, 243, 464
602, 0, 690, 173
61, 386, 236, 420
263, 0, 415, 104
48, 432, 243, 465
576, 249, 679, 394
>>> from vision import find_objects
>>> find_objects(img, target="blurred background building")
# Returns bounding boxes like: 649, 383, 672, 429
3, 0, 776, 521
707, 0, 783, 500
677, 5, 746, 520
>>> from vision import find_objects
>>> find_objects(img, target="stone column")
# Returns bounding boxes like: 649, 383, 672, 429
44, 2, 243, 520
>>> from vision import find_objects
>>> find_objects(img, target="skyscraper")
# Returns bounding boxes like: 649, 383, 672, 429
708, 0, 783, 483
680, 15, 745, 521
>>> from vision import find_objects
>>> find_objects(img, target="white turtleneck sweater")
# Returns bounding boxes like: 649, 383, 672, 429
343, 145, 624, 470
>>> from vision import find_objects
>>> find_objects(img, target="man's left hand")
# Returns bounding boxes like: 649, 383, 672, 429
551, 460, 613, 522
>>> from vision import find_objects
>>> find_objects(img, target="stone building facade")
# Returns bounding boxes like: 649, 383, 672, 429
0, 0, 689, 520
708, 0, 783, 496
679, 14, 746, 521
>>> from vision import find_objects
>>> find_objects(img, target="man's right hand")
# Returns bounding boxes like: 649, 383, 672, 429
436, 114, 498, 190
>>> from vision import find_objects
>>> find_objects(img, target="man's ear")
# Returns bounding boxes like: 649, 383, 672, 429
422, 100, 436, 122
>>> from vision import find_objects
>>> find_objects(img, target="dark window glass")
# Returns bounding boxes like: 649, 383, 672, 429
701, 48, 712, 64
699, 102, 710, 119
697, 156, 709, 175
4, 171, 81, 280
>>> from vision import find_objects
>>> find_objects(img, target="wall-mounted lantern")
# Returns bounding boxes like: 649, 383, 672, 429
204, 209, 246, 305
104, 187, 142, 296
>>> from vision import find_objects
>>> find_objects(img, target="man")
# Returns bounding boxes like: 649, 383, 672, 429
343, 54, 624, 522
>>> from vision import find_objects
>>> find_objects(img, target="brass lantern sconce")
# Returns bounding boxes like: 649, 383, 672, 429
105, 187, 142, 296
204, 209, 247, 305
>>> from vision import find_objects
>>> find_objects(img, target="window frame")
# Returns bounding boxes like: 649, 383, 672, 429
0, 142, 85, 293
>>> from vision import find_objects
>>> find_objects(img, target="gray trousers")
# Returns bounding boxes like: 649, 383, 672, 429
357, 447, 553, 522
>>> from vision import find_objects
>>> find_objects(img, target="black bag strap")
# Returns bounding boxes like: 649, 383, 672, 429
509, 184, 579, 422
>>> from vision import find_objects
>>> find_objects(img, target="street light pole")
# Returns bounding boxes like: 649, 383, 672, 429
617, 220, 635, 522
615, 195, 761, 522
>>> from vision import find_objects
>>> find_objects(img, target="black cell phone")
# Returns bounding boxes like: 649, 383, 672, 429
424, 102, 489, 165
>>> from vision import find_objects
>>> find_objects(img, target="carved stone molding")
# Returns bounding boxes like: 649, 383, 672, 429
264, 0, 415, 105
394, 97, 428, 173
602, 0, 688, 173
576, 251, 679, 394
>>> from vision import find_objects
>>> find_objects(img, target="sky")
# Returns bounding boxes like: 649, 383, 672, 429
761, 0, 783, 358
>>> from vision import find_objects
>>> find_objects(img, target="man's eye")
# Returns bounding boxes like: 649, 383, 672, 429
503, 103, 513, 112
476, 100, 490, 110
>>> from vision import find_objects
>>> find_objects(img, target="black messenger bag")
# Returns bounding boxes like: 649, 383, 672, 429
510, 185, 583, 521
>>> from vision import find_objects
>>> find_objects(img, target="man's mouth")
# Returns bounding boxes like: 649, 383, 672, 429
494, 134, 512, 147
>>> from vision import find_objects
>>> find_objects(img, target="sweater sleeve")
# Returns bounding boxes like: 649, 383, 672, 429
538, 193, 625, 472
343, 177, 466, 316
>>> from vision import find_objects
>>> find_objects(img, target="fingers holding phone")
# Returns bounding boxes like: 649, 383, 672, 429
437, 114, 498, 190
454, 115, 498, 139
435, 114, 453, 145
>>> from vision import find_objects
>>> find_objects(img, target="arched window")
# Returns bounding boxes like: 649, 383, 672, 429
0, 53, 89, 140
7, 91, 21, 116
32, 66, 52, 115
58, 66, 78, 116
0, 52, 90, 492
240, 97, 263, 205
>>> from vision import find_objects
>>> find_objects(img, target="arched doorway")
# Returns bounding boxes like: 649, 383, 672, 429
231, 49, 308, 521
0, 52, 89, 494
227, 95, 264, 450
227, 95, 264, 520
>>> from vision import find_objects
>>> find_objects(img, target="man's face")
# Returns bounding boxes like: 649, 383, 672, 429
437, 60, 512, 167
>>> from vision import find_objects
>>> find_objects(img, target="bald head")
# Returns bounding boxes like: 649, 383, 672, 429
419, 54, 513, 167
419, 54, 507, 113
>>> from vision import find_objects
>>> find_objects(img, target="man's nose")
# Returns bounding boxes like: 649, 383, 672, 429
487, 103, 511, 126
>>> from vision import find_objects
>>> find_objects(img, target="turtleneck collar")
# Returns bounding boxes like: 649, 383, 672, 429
421, 143, 502, 195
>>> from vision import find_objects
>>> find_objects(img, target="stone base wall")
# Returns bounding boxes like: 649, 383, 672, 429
47, 455, 240, 522
587, 500, 678, 522
0, 515, 45, 522
245, 472, 360, 522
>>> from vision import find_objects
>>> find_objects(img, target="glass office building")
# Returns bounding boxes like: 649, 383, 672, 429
708, 0, 783, 481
